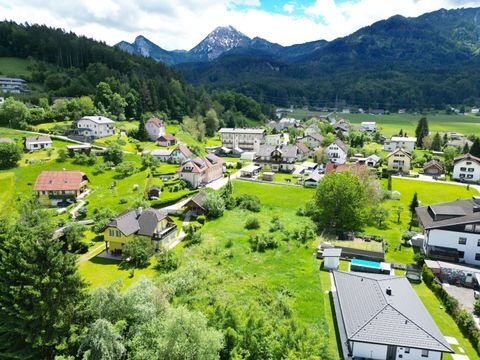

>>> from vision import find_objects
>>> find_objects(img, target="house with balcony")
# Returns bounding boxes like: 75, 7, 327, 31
416, 196, 480, 266
453, 153, 480, 183
104, 208, 177, 254
75, 116, 115, 140
255, 144, 299, 173
386, 148, 411, 173
34, 170, 89, 206
0, 76, 27, 93
326, 139, 348, 164
177, 154, 225, 188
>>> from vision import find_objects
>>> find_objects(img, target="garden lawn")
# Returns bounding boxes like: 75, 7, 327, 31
79, 257, 158, 289
365, 177, 478, 264
412, 282, 478, 360
0, 172, 15, 217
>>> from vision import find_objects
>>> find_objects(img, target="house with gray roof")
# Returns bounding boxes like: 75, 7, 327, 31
104, 207, 177, 253
76, 116, 115, 139
25, 136, 52, 151
255, 144, 299, 173
416, 196, 480, 265
326, 139, 348, 164
332, 271, 453, 360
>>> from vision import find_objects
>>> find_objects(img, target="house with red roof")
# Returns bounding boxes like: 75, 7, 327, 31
177, 154, 225, 188
146, 117, 166, 141
34, 170, 89, 206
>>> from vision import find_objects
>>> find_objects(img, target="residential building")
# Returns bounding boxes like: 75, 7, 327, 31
386, 148, 411, 172
326, 139, 348, 164
170, 144, 193, 164
145, 117, 166, 141
333, 119, 350, 132
149, 149, 173, 162
446, 138, 473, 150
265, 133, 289, 146
304, 124, 321, 137
34, 170, 89, 206
184, 191, 208, 215
255, 144, 298, 173
353, 154, 380, 167
423, 160, 443, 176
76, 116, 115, 139
104, 208, 177, 254
384, 136, 417, 151
178, 154, 225, 188
453, 153, 480, 183
332, 271, 453, 360
304, 170, 322, 187
416, 197, 480, 266
25, 136, 52, 151
218, 128, 265, 151
67, 144, 92, 156
157, 134, 178, 147
360, 121, 376, 132
295, 141, 311, 161
0, 76, 27, 93
302, 133, 324, 149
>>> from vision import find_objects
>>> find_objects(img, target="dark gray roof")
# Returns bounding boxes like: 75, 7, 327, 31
306, 170, 322, 182
330, 138, 347, 152
416, 199, 480, 230
189, 191, 208, 209
137, 208, 168, 237
108, 208, 168, 237
332, 271, 453, 353
108, 209, 140, 236
454, 153, 480, 164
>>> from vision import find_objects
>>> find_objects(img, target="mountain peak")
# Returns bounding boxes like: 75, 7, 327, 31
190, 25, 251, 60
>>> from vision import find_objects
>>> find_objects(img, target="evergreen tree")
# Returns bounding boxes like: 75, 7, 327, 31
462, 141, 470, 154
136, 118, 149, 141
387, 175, 392, 191
415, 117, 429, 148
0, 203, 88, 358
431, 132, 442, 151
470, 138, 480, 157
409, 192, 419, 215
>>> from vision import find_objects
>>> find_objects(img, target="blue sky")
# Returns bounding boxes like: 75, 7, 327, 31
0, 0, 478, 49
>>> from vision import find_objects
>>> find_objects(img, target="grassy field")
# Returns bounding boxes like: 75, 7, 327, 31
365, 177, 478, 263
291, 109, 480, 137
413, 282, 478, 360
0, 57, 32, 77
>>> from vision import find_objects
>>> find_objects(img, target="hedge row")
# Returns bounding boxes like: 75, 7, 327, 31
422, 265, 480, 355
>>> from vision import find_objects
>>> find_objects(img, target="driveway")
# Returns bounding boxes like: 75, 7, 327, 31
442, 284, 475, 313
206, 171, 240, 190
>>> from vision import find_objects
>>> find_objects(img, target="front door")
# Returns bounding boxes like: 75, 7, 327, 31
386, 345, 396, 360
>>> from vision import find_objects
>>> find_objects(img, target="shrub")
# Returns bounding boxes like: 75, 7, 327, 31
269, 216, 284, 232
156, 249, 180, 273
249, 233, 278, 252
73, 242, 89, 254
203, 192, 225, 219
245, 217, 260, 230
197, 215, 206, 225
119, 199, 128, 204
236, 194, 261, 212
225, 239, 233, 248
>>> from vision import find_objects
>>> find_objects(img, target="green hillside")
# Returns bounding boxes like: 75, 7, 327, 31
0, 57, 31, 77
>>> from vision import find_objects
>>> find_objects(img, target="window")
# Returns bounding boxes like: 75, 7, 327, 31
459, 237, 467, 245
467, 174, 474, 179
478, 240, 480, 246
404, 348, 410, 354
459, 251, 465, 258
116, 230, 121, 237
468, 168, 475, 172
475, 225, 480, 233
466, 161, 472, 165
460, 174, 466, 178
460, 167, 467, 171
466, 224, 474, 231
421, 349, 429, 357
108, 229, 114, 237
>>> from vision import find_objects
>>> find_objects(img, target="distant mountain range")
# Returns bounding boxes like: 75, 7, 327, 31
116, 7, 480, 108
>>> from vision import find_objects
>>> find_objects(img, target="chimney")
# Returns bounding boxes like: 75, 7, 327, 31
136, 207, 143, 216
386, 287, 392, 296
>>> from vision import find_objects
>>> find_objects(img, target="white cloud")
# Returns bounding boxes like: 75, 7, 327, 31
283, 3, 295, 14
0, 0, 478, 50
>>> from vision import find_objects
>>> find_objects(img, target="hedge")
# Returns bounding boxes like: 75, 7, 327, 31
422, 265, 480, 354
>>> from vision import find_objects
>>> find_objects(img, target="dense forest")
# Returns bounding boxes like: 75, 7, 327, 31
0, 21, 274, 123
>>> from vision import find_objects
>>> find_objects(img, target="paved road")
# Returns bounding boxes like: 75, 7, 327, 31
206, 171, 240, 190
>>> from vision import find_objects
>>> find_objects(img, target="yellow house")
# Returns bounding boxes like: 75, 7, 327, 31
104, 208, 177, 254
387, 148, 412, 173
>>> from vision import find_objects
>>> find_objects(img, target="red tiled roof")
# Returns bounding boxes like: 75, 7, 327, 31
147, 117, 164, 128
175, 144, 193, 158
34, 171, 88, 191
296, 141, 310, 154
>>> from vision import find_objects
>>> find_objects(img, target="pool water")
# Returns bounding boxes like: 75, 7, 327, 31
351, 258, 382, 269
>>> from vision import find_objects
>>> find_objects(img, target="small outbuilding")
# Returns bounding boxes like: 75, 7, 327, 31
25, 136, 52, 151
323, 248, 342, 270
148, 186, 161, 200
262, 172, 275, 181
423, 159, 443, 175
240, 164, 261, 178
184, 191, 208, 215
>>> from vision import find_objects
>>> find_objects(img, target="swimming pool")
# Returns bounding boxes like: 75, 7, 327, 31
351, 258, 382, 269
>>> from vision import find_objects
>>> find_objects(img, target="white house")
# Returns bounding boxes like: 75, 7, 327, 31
25, 136, 52, 151
452, 153, 480, 183
264, 133, 289, 146
326, 139, 348, 164
416, 197, 480, 266
145, 117, 166, 141
149, 149, 173, 162
386, 148, 411, 173
218, 128, 265, 151
150, 144, 192, 164
384, 136, 417, 151
332, 271, 453, 360
76, 116, 115, 139
360, 121, 376, 132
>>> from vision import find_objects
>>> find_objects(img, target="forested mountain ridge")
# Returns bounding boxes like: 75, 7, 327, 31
118, 7, 480, 109
0, 21, 272, 122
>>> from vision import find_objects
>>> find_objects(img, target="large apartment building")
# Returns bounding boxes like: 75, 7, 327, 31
218, 128, 265, 151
